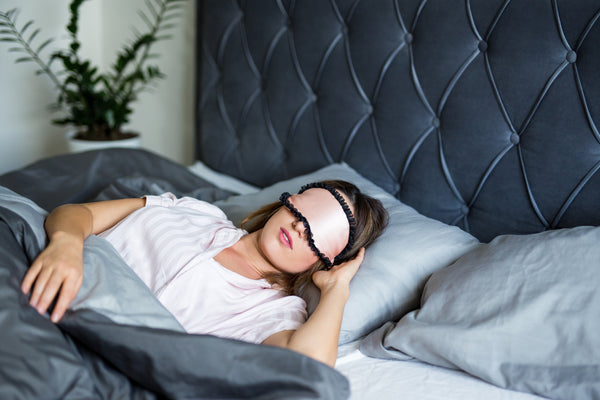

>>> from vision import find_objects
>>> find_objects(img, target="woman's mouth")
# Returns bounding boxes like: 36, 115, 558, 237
280, 228, 293, 249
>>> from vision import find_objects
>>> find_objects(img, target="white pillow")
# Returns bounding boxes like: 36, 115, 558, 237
214, 163, 479, 343
188, 160, 260, 195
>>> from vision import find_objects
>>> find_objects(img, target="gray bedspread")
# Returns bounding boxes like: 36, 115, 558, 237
0, 150, 349, 399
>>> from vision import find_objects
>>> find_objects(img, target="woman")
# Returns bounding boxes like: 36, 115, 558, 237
21, 180, 388, 367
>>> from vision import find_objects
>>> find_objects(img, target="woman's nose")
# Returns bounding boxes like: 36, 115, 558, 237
292, 220, 305, 237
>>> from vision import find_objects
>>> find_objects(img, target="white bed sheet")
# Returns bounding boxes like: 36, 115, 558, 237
190, 162, 549, 400
335, 342, 549, 400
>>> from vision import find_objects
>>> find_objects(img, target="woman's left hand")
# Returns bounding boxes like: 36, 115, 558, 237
312, 247, 365, 296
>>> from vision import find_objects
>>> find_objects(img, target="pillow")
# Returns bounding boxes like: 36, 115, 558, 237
360, 226, 600, 400
188, 160, 260, 195
213, 163, 479, 343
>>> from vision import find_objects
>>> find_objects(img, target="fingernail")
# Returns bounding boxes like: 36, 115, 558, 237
51, 314, 59, 323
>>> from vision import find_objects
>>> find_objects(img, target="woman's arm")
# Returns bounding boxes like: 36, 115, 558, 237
21, 198, 145, 322
262, 248, 365, 367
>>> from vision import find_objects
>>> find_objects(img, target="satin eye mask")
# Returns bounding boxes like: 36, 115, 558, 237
279, 183, 356, 269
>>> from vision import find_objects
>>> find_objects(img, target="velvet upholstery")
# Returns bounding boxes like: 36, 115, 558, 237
196, 0, 600, 241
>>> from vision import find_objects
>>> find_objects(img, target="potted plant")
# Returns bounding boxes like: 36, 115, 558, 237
0, 0, 186, 152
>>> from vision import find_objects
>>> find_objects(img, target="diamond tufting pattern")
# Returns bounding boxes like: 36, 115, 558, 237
196, 0, 600, 242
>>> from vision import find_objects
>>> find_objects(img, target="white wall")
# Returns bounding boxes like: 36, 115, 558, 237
0, 0, 196, 174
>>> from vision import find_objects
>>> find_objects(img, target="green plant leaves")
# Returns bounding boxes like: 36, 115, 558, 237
1, 0, 188, 139
36, 38, 53, 53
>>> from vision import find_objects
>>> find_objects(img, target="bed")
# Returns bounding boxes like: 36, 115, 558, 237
1, 0, 599, 399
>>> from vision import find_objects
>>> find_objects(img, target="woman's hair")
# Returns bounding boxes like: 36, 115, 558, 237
241, 180, 389, 295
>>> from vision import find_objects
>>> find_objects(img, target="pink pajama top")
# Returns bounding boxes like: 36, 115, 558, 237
98, 192, 307, 344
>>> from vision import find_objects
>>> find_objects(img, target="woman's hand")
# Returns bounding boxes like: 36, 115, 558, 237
21, 231, 84, 323
264, 248, 366, 367
311, 247, 365, 297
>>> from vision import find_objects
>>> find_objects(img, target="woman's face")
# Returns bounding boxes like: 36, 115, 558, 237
259, 190, 353, 274
259, 206, 320, 274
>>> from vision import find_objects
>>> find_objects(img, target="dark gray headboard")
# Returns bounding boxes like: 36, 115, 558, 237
195, 0, 600, 242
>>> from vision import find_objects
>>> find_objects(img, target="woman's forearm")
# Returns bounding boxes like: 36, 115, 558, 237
265, 249, 365, 367
286, 285, 349, 367
50, 198, 146, 237
44, 204, 94, 243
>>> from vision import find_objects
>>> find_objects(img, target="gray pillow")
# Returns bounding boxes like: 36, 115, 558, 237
361, 226, 600, 400
214, 163, 479, 343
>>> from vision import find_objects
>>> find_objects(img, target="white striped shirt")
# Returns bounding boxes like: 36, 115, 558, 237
98, 192, 307, 343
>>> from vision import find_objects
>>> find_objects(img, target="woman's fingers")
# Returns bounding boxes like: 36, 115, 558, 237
22, 232, 85, 322
35, 271, 67, 316
51, 273, 82, 322
313, 248, 366, 291
21, 258, 43, 295
22, 254, 83, 320
28, 263, 55, 309
347, 247, 365, 270
333, 247, 365, 276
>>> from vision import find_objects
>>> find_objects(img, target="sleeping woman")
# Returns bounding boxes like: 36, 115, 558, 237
20, 180, 388, 367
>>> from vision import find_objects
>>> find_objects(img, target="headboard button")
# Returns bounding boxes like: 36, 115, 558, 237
478, 40, 488, 52
432, 117, 440, 128
566, 50, 577, 63
510, 133, 520, 145
461, 205, 470, 215
404, 33, 413, 44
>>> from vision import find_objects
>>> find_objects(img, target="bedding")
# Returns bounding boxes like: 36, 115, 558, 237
213, 162, 480, 344
2, 0, 599, 397
0, 148, 234, 210
189, 160, 260, 194
335, 341, 548, 400
361, 226, 600, 400
0, 150, 350, 400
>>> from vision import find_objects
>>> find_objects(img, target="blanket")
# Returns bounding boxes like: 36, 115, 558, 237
0, 185, 350, 399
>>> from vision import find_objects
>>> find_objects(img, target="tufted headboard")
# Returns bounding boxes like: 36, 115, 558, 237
195, 0, 600, 242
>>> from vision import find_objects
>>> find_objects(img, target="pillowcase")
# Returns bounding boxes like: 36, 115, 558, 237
361, 226, 600, 400
214, 163, 479, 343
188, 160, 260, 195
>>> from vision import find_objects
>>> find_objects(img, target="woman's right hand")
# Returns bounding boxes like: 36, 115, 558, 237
21, 231, 85, 323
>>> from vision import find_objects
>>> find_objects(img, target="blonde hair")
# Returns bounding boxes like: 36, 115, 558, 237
241, 180, 389, 295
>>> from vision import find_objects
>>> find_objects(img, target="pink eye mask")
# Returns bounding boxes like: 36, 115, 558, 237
279, 183, 356, 269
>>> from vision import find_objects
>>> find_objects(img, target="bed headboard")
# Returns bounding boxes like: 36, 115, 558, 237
195, 0, 600, 242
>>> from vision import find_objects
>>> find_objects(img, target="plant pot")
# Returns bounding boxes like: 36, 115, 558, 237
66, 131, 142, 153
